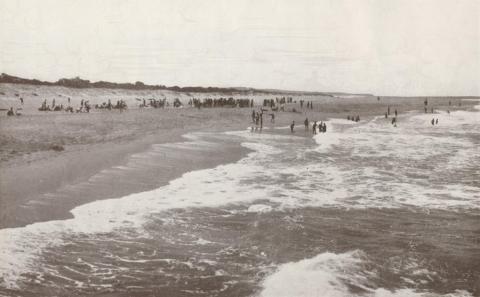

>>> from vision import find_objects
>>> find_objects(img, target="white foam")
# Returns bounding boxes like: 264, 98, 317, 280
259, 251, 474, 297
247, 204, 273, 213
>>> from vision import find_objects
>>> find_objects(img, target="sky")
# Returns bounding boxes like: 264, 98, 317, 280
0, 0, 478, 96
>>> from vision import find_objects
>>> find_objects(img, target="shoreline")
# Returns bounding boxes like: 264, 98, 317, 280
1, 90, 477, 229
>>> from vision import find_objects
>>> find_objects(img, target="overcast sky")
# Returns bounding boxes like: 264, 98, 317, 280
0, 0, 478, 95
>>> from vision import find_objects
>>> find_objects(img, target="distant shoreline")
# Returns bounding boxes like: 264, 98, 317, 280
0, 73, 370, 96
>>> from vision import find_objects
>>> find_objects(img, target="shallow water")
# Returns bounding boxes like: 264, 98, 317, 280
0, 107, 479, 297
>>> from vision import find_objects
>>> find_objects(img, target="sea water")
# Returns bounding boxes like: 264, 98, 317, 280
0, 105, 479, 297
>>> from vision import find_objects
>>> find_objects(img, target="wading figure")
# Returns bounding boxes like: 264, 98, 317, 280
304, 118, 309, 131
431, 118, 435, 125
312, 121, 317, 135
290, 121, 295, 133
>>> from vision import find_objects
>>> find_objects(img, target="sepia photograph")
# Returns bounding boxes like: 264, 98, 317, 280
0, 0, 479, 296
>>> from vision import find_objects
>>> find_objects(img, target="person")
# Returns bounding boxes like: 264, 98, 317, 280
312, 121, 317, 134
323, 122, 327, 132
290, 121, 295, 133
394, 109, 398, 117
260, 112, 263, 129
347, 115, 350, 121
7, 107, 14, 116
391, 117, 396, 125
252, 110, 256, 123
388, 106, 390, 115
435, 118, 438, 125
304, 118, 309, 131
431, 118, 435, 125
20, 97, 23, 105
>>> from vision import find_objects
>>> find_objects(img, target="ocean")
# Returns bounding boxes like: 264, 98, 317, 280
0, 105, 479, 297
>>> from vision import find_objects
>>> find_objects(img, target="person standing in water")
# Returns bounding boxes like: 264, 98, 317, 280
312, 121, 317, 135
290, 121, 295, 133
431, 118, 435, 125
304, 118, 309, 131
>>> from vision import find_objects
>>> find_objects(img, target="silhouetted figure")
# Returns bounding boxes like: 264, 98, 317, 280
7, 107, 14, 116
304, 118, 309, 131
394, 109, 397, 117
312, 121, 317, 134
431, 118, 435, 125
290, 121, 295, 133
435, 118, 438, 125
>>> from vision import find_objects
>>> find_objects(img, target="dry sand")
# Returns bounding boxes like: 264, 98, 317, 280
0, 83, 477, 228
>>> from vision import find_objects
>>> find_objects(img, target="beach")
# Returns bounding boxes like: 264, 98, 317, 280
0, 83, 479, 296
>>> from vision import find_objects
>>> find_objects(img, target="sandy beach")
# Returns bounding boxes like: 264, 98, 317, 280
0, 83, 475, 229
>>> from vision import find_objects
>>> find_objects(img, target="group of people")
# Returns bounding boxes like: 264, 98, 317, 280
38, 98, 77, 112
311, 120, 327, 134
289, 118, 327, 134
190, 97, 252, 108
347, 115, 360, 122
251, 109, 271, 131
299, 100, 314, 109
139, 98, 167, 108
95, 99, 127, 111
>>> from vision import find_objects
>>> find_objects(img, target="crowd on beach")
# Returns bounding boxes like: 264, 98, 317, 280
3, 93, 466, 132
189, 97, 252, 108
36, 98, 127, 113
